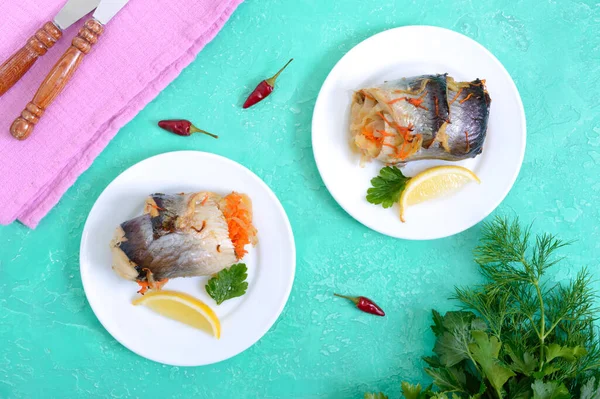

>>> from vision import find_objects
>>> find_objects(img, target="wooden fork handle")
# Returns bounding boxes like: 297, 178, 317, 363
0, 22, 62, 97
10, 19, 104, 140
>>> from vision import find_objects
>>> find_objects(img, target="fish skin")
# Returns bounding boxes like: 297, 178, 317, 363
445, 79, 491, 158
402, 78, 491, 162
111, 192, 237, 282
118, 214, 154, 269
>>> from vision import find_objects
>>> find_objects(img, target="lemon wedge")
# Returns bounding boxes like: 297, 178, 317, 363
399, 165, 480, 222
133, 290, 221, 339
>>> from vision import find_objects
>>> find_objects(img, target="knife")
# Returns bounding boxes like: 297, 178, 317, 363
10, 0, 131, 140
0, 0, 101, 97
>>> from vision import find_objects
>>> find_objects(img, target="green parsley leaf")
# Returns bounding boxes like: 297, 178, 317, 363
364, 393, 388, 399
531, 380, 570, 399
424, 367, 467, 392
544, 343, 587, 363
507, 347, 537, 376
468, 331, 515, 393
400, 382, 421, 399
432, 311, 486, 367
401, 382, 433, 399
205, 263, 248, 305
508, 377, 533, 399
431, 309, 446, 337
580, 377, 600, 399
366, 166, 410, 208
532, 364, 560, 379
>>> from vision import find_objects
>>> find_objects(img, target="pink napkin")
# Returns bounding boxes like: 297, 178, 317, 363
0, 0, 243, 228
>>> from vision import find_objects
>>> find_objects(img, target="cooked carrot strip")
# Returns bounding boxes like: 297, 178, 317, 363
361, 128, 384, 146
387, 97, 407, 105
154, 279, 168, 290
201, 194, 209, 205
448, 88, 463, 105
375, 111, 419, 156
377, 112, 393, 125
398, 142, 414, 160
147, 202, 165, 211
459, 93, 474, 104
397, 134, 423, 160
222, 193, 257, 259
136, 268, 168, 294
396, 123, 415, 142
136, 281, 150, 295
449, 89, 463, 105
406, 91, 429, 110
388, 91, 429, 110
398, 144, 410, 159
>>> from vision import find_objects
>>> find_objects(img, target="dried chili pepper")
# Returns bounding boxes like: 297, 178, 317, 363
334, 293, 385, 316
243, 58, 293, 109
158, 119, 218, 138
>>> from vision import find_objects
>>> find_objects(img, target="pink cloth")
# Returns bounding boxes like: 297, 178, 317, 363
0, 0, 242, 228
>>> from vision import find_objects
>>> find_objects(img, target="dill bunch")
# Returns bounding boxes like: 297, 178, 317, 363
367, 217, 600, 399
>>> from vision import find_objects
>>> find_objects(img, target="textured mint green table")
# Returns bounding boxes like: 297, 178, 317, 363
1, 1, 599, 398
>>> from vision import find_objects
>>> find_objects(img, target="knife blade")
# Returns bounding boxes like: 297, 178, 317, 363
0, 0, 101, 96
93, 0, 131, 25
10, 0, 132, 140
54, 0, 102, 30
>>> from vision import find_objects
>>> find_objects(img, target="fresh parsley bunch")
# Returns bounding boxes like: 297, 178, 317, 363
367, 217, 600, 399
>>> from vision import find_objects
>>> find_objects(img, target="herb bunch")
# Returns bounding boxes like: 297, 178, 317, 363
367, 217, 600, 399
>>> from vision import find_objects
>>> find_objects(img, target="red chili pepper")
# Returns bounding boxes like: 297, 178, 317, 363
158, 119, 218, 138
334, 293, 385, 316
243, 58, 293, 109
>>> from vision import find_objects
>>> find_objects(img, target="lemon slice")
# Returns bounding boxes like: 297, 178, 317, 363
133, 290, 221, 339
399, 165, 480, 222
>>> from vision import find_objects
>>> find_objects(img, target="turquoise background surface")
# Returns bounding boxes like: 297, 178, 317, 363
1, 0, 600, 397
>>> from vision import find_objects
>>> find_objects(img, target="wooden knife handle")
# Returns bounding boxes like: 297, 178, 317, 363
10, 19, 103, 140
0, 22, 62, 97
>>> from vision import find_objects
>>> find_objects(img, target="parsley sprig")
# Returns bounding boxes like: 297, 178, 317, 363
206, 263, 248, 305
366, 166, 410, 208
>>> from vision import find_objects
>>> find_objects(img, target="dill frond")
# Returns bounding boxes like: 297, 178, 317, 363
456, 216, 599, 389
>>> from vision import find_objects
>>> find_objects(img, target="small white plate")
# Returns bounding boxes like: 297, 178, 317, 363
312, 26, 526, 240
80, 151, 296, 366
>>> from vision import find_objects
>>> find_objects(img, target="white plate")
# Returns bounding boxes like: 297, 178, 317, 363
312, 26, 526, 240
80, 151, 296, 366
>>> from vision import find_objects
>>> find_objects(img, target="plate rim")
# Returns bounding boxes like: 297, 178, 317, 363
311, 25, 527, 240
79, 150, 296, 366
